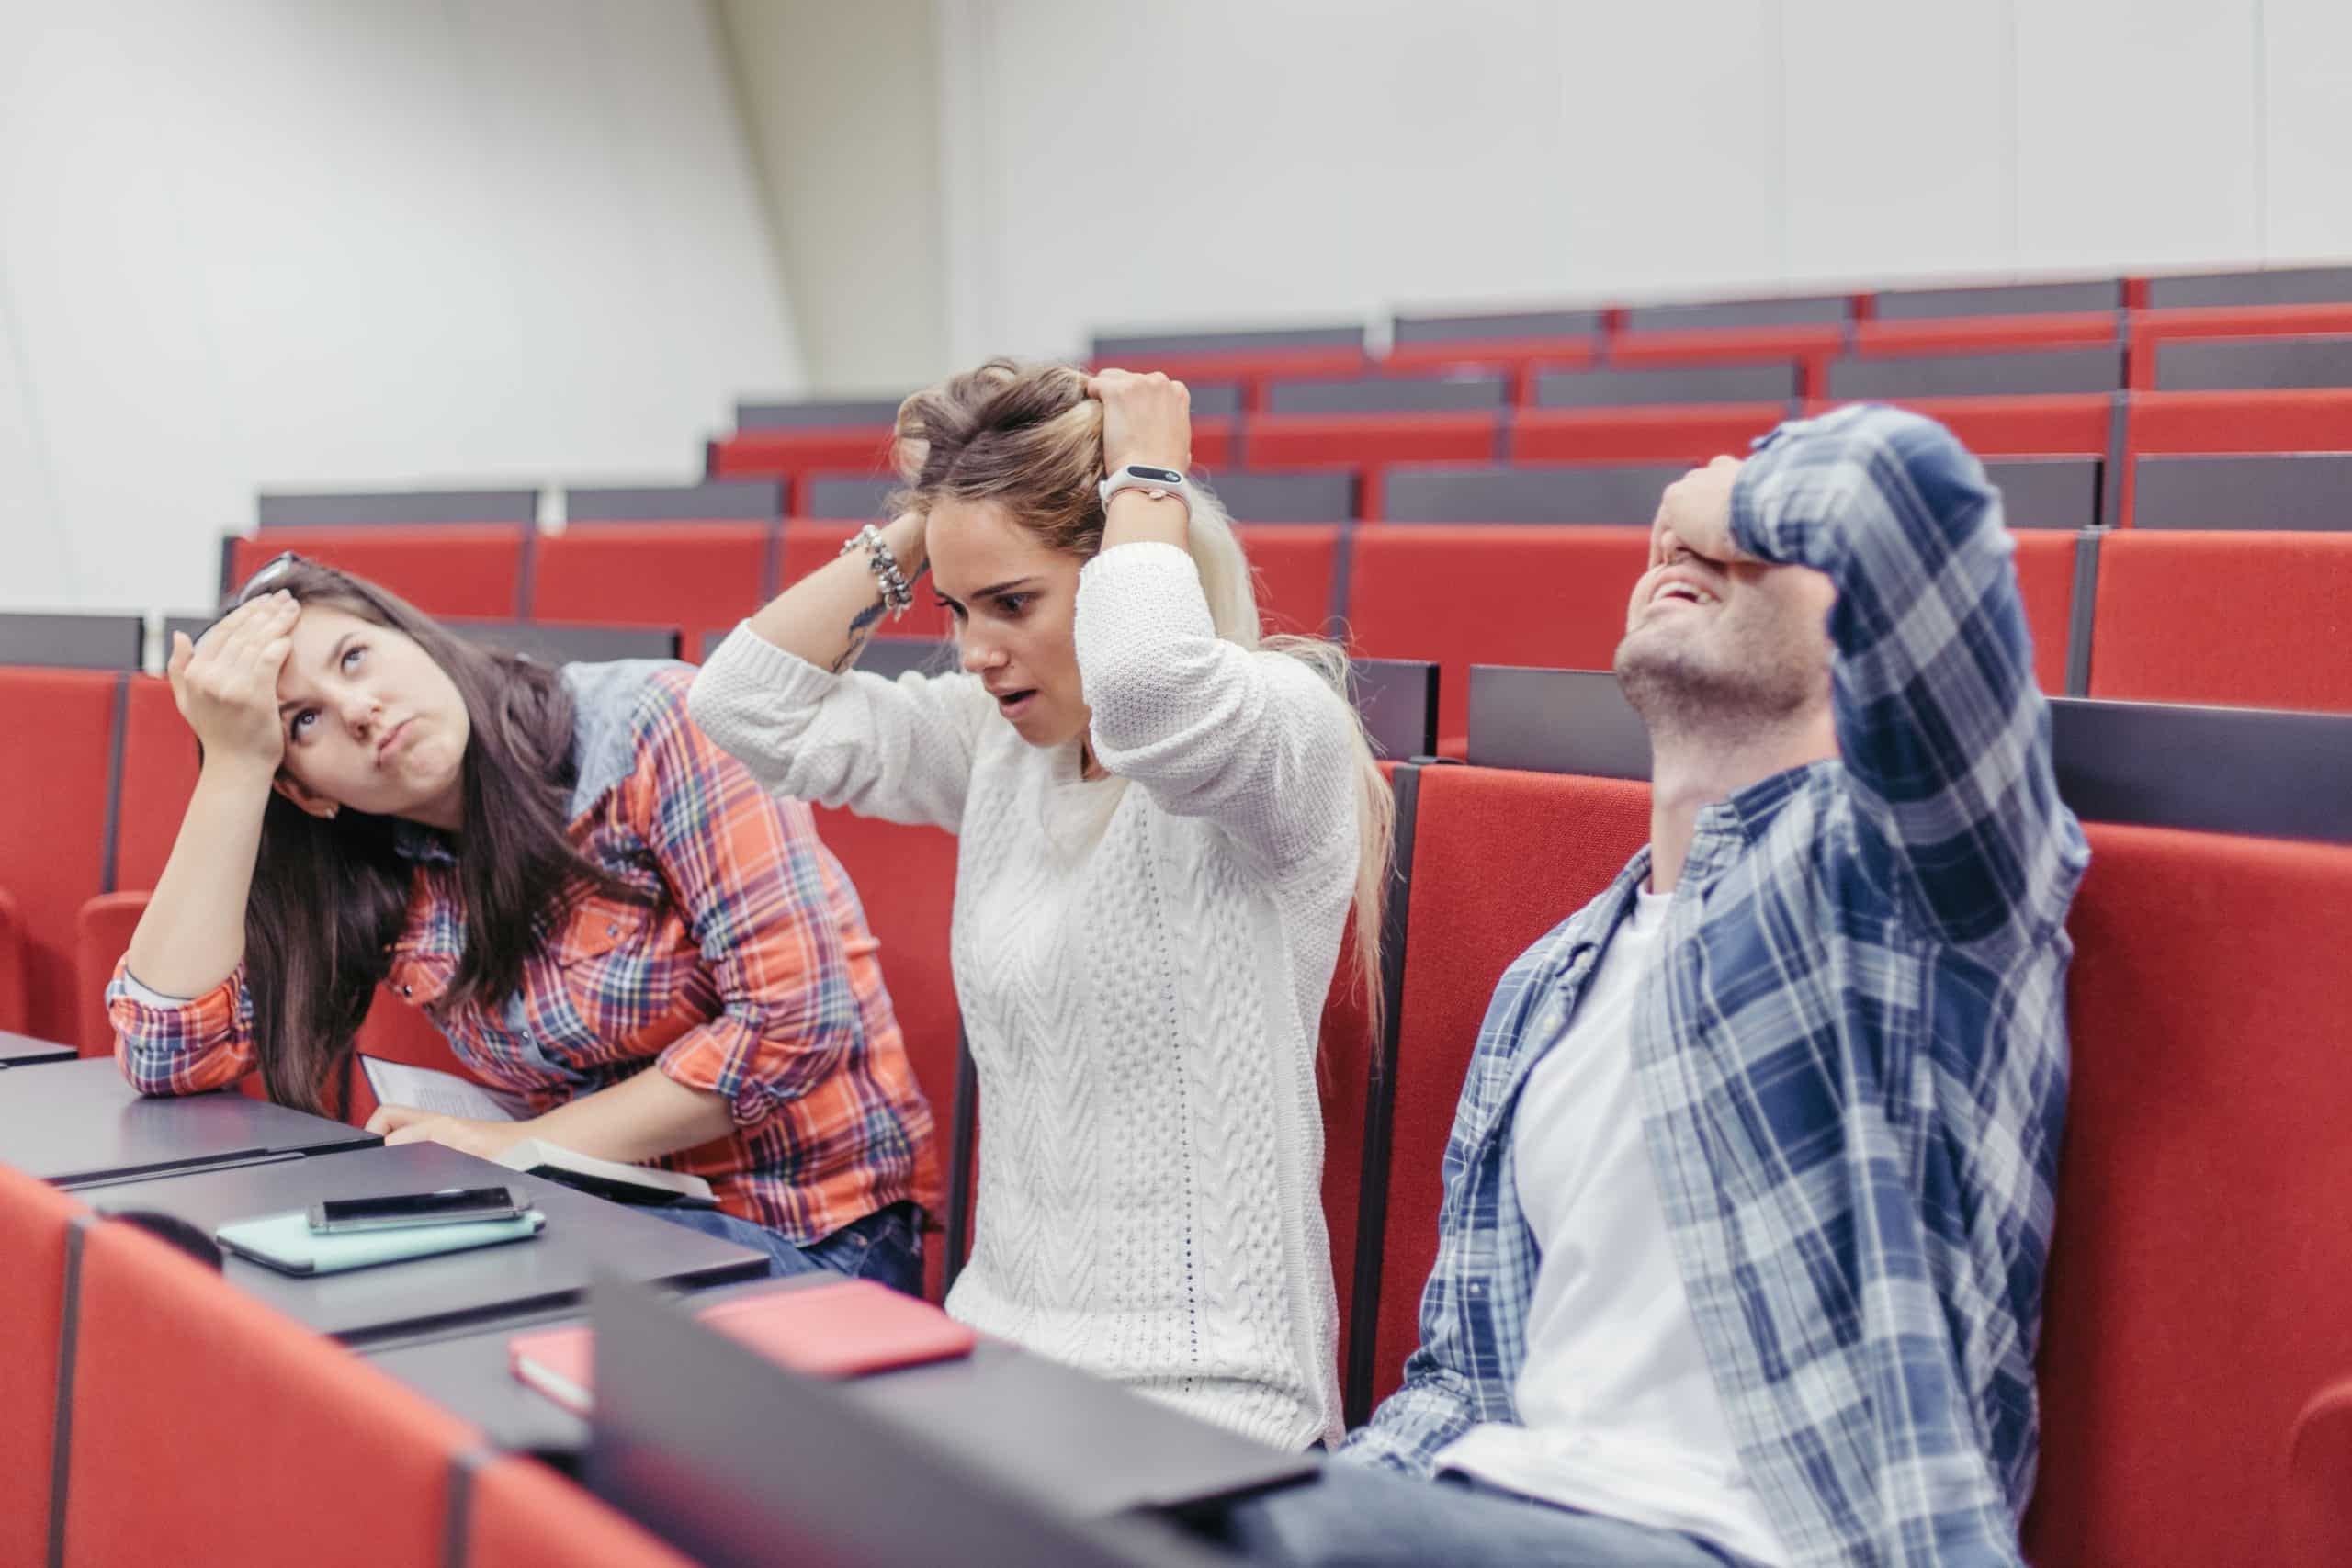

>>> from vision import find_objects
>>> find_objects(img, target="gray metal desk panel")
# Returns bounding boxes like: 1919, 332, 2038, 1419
370, 1276, 1313, 1517
0, 1057, 379, 1185
83, 1141, 764, 1341
0, 1032, 78, 1067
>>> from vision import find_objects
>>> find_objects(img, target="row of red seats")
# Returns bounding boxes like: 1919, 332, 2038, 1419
1076, 264, 2352, 409
10, 738, 2349, 1567
223, 504, 2352, 732
709, 382, 2352, 526
0, 1164, 689, 1567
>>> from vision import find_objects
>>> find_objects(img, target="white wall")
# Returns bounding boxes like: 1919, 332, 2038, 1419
0, 0, 801, 615
718, 0, 950, 396
935, 0, 2352, 365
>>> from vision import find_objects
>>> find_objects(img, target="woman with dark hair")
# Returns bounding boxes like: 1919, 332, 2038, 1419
108, 555, 933, 1289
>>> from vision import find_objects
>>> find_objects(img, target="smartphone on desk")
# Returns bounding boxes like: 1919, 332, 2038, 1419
307, 1186, 526, 1234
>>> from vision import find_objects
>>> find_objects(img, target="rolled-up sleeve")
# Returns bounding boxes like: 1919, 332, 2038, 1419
107, 958, 256, 1095
632, 681, 864, 1128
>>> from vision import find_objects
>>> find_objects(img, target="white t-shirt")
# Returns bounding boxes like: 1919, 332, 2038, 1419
1433, 886, 1789, 1566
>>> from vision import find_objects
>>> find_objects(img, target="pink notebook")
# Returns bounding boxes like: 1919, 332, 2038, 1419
508, 1278, 978, 1415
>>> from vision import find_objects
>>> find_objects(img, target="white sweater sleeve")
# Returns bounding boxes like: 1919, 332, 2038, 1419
1075, 540, 1358, 878
687, 622, 992, 833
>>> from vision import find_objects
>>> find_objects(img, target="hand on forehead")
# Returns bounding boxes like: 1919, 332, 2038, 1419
1651, 454, 1746, 567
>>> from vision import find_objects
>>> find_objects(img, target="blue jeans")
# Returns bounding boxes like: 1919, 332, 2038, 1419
1209, 1461, 1761, 1568
651, 1200, 924, 1298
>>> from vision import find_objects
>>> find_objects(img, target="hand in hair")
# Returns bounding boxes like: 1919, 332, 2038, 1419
1084, 367, 1192, 478
168, 590, 301, 774
1649, 455, 1748, 570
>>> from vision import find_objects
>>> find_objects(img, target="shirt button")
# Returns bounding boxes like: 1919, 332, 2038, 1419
606, 924, 620, 937
401, 985, 413, 998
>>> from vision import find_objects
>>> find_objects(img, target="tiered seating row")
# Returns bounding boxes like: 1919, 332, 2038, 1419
7, 674, 2349, 1568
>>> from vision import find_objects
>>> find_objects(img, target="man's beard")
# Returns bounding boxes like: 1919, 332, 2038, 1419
1612, 616, 1821, 748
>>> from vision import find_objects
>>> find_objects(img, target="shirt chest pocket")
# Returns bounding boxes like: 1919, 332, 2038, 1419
525, 894, 667, 1058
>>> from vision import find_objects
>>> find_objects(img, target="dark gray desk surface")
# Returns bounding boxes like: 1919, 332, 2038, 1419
0, 1032, 77, 1067
85, 1141, 766, 1344
0, 1057, 379, 1185
364, 1276, 1315, 1516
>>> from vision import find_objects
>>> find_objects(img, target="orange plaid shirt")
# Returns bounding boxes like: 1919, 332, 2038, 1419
110, 662, 933, 1242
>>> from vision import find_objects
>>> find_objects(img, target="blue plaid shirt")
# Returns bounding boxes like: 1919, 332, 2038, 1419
1341, 405, 2090, 1568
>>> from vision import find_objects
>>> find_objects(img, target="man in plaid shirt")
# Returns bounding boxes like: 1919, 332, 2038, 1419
1223, 406, 2087, 1566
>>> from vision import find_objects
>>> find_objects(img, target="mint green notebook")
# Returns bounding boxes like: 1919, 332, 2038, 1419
214, 1209, 546, 1276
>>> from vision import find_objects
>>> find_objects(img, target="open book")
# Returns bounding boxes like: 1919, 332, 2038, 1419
359, 1056, 715, 1207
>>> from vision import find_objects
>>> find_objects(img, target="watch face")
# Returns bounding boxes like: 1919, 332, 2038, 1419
1128, 466, 1183, 485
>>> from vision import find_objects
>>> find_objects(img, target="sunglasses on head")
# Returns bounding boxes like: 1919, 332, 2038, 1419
233, 549, 306, 604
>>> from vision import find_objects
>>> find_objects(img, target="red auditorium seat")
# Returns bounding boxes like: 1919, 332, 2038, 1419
1092, 346, 1370, 413
2023, 825, 2352, 1568
1385, 334, 1599, 403
708, 424, 895, 485
0, 888, 23, 1036
1236, 524, 1341, 637
1363, 765, 1652, 1408
1315, 775, 1394, 1424
2288, 1379, 2352, 1568
2119, 389, 2352, 525
467, 1455, 695, 1568
1802, 392, 2115, 457
1345, 525, 1654, 753
2126, 387, 2352, 456
1509, 404, 1787, 466
2087, 531, 2352, 713
1853, 310, 2125, 356
1608, 326, 1846, 400
808, 805, 959, 1301
532, 525, 769, 660
0, 1167, 85, 1568
0, 670, 122, 1046
110, 676, 198, 895
225, 526, 529, 621
62, 1219, 481, 1568
533, 483, 780, 660
2009, 531, 2078, 694
1245, 414, 1500, 518
2131, 305, 2352, 389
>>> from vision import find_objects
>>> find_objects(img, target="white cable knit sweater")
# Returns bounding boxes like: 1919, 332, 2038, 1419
688, 542, 1355, 1450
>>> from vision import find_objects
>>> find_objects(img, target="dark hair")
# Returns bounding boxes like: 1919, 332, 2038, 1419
222, 558, 632, 1114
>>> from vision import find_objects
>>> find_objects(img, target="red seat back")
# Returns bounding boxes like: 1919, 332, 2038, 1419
468, 1455, 695, 1568
2010, 531, 2078, 694
708, 426, 895, 484
113, 677, 199, 896
810, 807, 959, 1302
63, 1220, 480, 1567
0, 887, 22, 1034
1246, 414, 1498, 515
0, 1167, 85, 1567
1345, 526, 1653, 754
0, 670, 121, 1044
1236, 524, 1341, 637
2023, 824, 2352, 1568
2089, 532, 2352, 713
1509, 404, 1786, 465
532, 523, 772, 659
1806, 392, 2114, 457
1365, 766, 1650, 1407
225, 526, 527, 620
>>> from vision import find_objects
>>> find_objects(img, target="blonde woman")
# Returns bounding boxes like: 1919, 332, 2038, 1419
689, 361, 1391, 1450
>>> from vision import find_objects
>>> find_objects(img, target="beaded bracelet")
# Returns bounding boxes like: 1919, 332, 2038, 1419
841, 523, 914, 620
